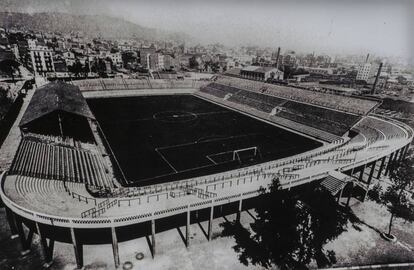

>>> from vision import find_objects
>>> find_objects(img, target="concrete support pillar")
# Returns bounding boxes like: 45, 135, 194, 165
385, 153, 394, 176
393, 149, 401, 164
358, 166, 365, 182
151, 219, 156, 258
111, 227, 120, 268
5, 207, 19, 239
389, 150, 400, 173
400, 147, 405, 159
400, 145, 407, 160
36, 222, 54, 267
394, 149, 401, 162
363, 162, 376, 202
236, 199, 243, 223
186, 210, 190, 248
337, 185, 344, 204
377, 156, 386, 179
405, 144, 410, 156
383, 156, 389, 175
208, 205, 214, 241
346, 182, 354, 207
70, 227, 83, 269
402, 145, 410, 160
15, 215, 31, 255
394, 150, 400, 162
368, 162, 376, 182
398, 147, 405, 162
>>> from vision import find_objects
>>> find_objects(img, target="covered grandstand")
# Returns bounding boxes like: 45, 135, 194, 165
12, 82, 116, 190
19, 81, 95, 141
0, 76, 412, 269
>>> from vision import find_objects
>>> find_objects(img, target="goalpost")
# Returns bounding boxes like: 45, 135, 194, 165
232, 146, 259, 163
207, 146, 261, 164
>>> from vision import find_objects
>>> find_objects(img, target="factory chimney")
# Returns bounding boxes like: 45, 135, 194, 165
275, 47, 281, 69
371, 62, 383, 95
365, 53, 370, 63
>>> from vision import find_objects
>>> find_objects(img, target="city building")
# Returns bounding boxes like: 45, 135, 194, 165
139, 44, 156, 69
149, 53, 164, 71
282, 52, 297, 66
240, 66, 284, 81
109, 52, 123, 68
302, 66, 334, 75
356, 63, 372, 81
29, 47, 55, 76
356, 63, 379, 83
163, 54, 176, 70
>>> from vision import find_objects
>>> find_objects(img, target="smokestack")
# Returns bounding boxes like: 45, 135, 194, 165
365, 53, 370, 63
371, 62, 383, 95
275, 47, 281, 69
311, 51, 315, 67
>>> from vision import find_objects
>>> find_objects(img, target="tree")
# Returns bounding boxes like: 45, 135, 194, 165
380, 150, 414, 239
91, 59, 109, 77
220, 178, 350, 269
0, 59, 21, 83
0, 85, 14, 119
189, 56, 200, 70
83, 63, 90, 77
67, 60, 83, 77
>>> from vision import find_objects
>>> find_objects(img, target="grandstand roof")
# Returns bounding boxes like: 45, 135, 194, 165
20, 81, 95, 127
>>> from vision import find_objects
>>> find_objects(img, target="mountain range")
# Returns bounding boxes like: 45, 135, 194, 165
0, 12, 188, 42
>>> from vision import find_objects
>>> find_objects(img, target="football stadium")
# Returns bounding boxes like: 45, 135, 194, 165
0, 76, 412, 268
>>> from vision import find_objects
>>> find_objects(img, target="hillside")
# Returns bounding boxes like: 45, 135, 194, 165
0, 12, 187, 42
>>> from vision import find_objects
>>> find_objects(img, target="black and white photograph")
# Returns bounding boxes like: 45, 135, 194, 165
0, 0, 413, 269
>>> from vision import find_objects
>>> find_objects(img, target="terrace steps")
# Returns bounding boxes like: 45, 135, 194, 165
9, 137, 114, 189
197, 81, 363, 141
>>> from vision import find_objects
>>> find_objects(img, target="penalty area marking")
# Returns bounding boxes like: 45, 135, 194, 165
155, 148, 178, 173
156, 133, 261, 152
206, 155, 218, 165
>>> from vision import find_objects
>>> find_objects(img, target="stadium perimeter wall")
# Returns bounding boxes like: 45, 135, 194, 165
0, 84, 413, 269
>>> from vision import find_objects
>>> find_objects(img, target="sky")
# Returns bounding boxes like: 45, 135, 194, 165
2, 0, 414, 58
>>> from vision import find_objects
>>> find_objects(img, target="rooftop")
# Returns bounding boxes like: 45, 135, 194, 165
20, 81, 95, 127
241, 65, 281, 73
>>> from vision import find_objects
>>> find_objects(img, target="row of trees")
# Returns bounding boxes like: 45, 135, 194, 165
67, 59, 112, 78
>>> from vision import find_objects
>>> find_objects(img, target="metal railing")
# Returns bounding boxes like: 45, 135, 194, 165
71, 192, 97, 205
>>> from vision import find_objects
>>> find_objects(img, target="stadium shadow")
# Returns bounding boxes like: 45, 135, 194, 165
219, 185, 361, 269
